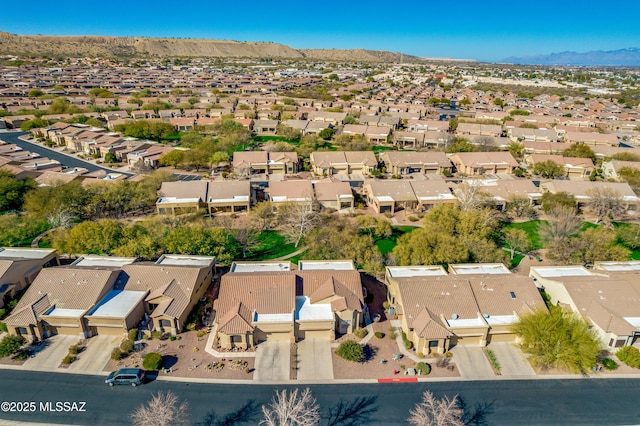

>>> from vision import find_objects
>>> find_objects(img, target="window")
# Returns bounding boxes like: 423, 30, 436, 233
231, 335, 242, 343
17, 327, 28, 335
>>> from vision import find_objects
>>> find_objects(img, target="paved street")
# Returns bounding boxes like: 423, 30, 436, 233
253, 340, 290, 382
489, 342, 535, 377
297, 338, 334, 381
449, 344, 495, 379
1, 370, 640, 425
0, 132, 131, 176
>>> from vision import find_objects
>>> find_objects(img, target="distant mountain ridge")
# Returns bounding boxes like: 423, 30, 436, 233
503, 48, 640, 66
0, 31, 421, 63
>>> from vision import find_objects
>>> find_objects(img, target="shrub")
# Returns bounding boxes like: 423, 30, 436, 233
152, 330, 163, 340
110, 348, 124, 361
127, 328, 138, 341
401, 332, 413, 350
0, 308, 5, 319
62, 355, 76, 365
407, 215, 419, 222
382, 301, 390, 311
353, 328, 367, 339
387, 326, 397, 340
186, 322, 197, 331
444, 351, 453, 358
196, 330, 207, 338
120, 339, 134, 354
336, 340, 365, 362
143, 352, 163, 370
415, 362, 431, 375
601, 357, 618, 371
0, 335, 25, 358
0, 322, 7, 333
12, 350, 28, 361
616, 346, 640, 368
169, 335, 176, 341
374, 331, 384, 339
68, 345, 80, 355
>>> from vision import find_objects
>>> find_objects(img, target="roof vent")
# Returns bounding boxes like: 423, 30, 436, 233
451, 313, 459, 319
483, 313, 490, 319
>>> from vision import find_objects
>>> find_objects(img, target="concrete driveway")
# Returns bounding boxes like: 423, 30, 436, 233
449, 345, 495, 379
488, 342, 535, 376
297, 339, 333, 381
23, 335, 79, 370
69, 335, 120, 374
253, 340, 290, 382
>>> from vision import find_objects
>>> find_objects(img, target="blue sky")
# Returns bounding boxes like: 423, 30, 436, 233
2, 0, 639, 61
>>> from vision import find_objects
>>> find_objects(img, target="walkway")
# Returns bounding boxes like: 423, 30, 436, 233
253, 340, 290, 382
22, 335, 78, 370
273, 245, 308, 261
297, 339, 333, 381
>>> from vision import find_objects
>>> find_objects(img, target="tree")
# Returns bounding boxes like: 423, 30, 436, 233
563, 144, 595, 161
318, 128, 336, 140
142, 352, 163, 370
445, 138, 476, 153
507, 142, 524, 160
532, 160, 565, 179
538, 206, 581, 243
251, 201, 276, 231
505, 195, 535, 219
454, 182, 491, 212
53, 219, 125, 255
571, 226, 630, 265
512, 307, 601, 374
159, 150, 185, 168
503, 228, 530, 260
333, 134, 370, 151
407, 391, 464, 426
616, 223, 640, 250
617, 167, 640, 193
0, 171, 35, 212
162, 226, 234, 263
183, 148, 210, 171
260, 388, 320, 426
585, 187, 625, 224
354, 215, 392, 240
277, 200, 320, 247
224, 218, 260, 259
210, 151, 230, 169
540, 192, 577, 214
130, 391, 190, 426
0, 335, 25, 358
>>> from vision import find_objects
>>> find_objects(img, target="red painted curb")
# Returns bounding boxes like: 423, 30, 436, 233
377, 377, 418, 383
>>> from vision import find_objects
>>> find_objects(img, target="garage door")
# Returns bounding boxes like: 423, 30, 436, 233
452, 335, 482, 347
488, 333, 515, 343
266, 332, 290, 341
94, 326, 126, 337
301, 329, 331, 340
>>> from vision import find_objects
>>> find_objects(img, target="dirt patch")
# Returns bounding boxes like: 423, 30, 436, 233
103, 330, 254, 380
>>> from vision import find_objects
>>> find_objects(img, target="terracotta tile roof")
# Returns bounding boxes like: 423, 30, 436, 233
217, 302, 254, 334
412, 308, 452, 339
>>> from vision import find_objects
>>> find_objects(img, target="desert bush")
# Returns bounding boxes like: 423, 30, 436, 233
601, 357, 618, 370
196, 330, 207, 338
62, 355, 76, 365
353, 328, 368, 339
415, 362, 431, 375
111, 348, 124, 361
374, 331, 384, 339
68, 345, 80, 355
407, 215, 419, 222
127, 328, 138, 341
336, 340, 365, 362
444, 351, 453, 358
402, 332, 413, 350
0, 335, 25, 358
387, 326, 397, 340
152, 330, 163, 340
143, 352, 163, 370
616, 346, 640, 368
120, 339, 134, 353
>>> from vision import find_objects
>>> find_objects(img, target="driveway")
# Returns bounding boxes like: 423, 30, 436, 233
449, 345, 495, 379
253, 340, 290, 382
69, 335, 120, 374
297, 339, 333, 381
22, 335, 79, 370
488, 342, 535, 377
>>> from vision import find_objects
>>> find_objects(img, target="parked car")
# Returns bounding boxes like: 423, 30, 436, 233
105, 368, 146, 387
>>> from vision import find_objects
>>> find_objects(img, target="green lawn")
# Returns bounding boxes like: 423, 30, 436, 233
375, 226, 418, 255
503, 220, 545, 250
252, 135, 300, 145
244, 230, 298, 261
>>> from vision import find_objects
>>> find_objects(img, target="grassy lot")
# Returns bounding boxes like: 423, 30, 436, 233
375, 226, 418, 255
245, 230, 298, 261
503, 220, 545, 250
252, 135, 300, 145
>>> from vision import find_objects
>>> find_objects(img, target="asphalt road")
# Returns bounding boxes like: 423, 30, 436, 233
0, 131, 132, 176
0, 370, 639, 425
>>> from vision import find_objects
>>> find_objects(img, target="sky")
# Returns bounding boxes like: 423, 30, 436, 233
2, 0, 640, 61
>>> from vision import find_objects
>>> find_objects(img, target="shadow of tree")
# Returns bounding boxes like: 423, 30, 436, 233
458, 397, 495, 426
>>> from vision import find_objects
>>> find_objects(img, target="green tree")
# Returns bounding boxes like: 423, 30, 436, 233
336, 340, 365, 362
161, 226, 233, 263
318, 128, 336, 140
209, 151, 229, 168
616, 223, 640, 250
0, 171, 35, 212
533, 160, 565, 179
571, 226, 630, 265
563, 144, 595, 161
507, 141, 525, 160
503, 228, 530, 259
54, 219, 125, 255
617, 167, 640, 193
540, 192, 577, 214
446, 137, 476, 153
142, 352, 163, 370
20, 117, 50, 131
333, 134, 370, 151
159, 150, 185, 168
250, 201, 276, 231
0, 335, 25, 358
512, 307, 601, 374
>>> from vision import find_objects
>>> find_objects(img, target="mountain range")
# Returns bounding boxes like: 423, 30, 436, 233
0, 31, 419, 63
503, 48, 640, 66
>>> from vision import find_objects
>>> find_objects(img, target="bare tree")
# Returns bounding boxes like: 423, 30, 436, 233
277, 200, 320, 247
46, 208, 75, 228
227, 217, 261, 258
130, 391, 190, 426
505, 195, 535, 219
260, 388, 320, 426
407, 391, 464, 426
538, 206, 582, 243
251, 201, 276, 231
454, 182, 492, 212
586, 187, 625, 224
503, 228, 530, 260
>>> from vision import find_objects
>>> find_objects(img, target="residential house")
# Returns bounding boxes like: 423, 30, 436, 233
564, 132, 619, 146
232, 151, 298, 176
207, 180, 252, 214
156, 180, 209, 215
540, 180, 640, 211
380, 151, 453, 175
363, 180, 418, 214
267, 180, 314, 206
448, 152, 519, 175
0, 248, 59, 308
456, 123, 503, 137
601, 160, 640, 181
525, 154, 595, 179
509, 128, 559, 142
309, 151, 377, 176
312, 180, 354, 211
253, 119, 278, 135
385, 265, 544, 354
